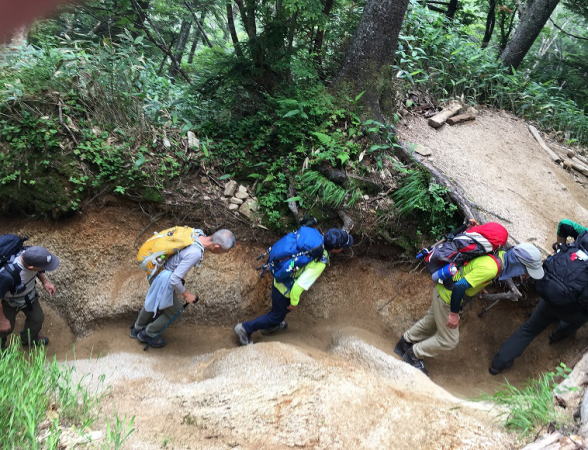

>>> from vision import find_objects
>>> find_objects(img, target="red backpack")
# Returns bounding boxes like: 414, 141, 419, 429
420, 222, 508, 284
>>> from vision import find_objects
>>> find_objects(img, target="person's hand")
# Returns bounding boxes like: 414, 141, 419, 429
183, 292, 197, 304
447, 312, 460, 329
467, 218, 479, 227
287, 304, 297, 311
42, 281, 56, 296
0, 315, 10, 333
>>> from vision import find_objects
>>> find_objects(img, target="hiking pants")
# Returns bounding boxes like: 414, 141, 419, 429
0, 299, 44, 346
134, 293, 184, 338
491, 299, 588, 371
242, 286, 290, 334
404, 289, 459, 359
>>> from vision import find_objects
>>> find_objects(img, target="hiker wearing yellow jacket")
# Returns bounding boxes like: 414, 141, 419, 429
234, 228, 353, 345
395, 243, 544, 374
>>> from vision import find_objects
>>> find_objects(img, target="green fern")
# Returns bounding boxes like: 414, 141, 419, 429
298, 170, 362, 209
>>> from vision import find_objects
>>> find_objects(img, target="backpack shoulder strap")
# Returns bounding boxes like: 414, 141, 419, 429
0, 263, 22, 295
488, 254, 503, 277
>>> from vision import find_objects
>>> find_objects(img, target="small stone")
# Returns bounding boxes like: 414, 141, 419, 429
200, 176, 208, 184
203, 196, 211, 201
237, 185, 248, 194
163, 137, 171, 148
239, 199, 258, 220
363, 195, 370, 200
224, 180, 238, 197
414, 144, 432, 156
235, 191, 249, 200
228, 204, 239, 211
229, 197, 243, 205
187, 131, 200, 149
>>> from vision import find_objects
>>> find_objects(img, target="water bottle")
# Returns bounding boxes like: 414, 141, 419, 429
416, 248, 430, 260
431, 263, 458, 283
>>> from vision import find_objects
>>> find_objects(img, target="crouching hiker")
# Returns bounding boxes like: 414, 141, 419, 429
0, 241, 59, 349
131, 227, 236, 348
554, 219, 586, 249
489, 231, 588, 375
234, 227, 353, 345
395, 242, 544, 374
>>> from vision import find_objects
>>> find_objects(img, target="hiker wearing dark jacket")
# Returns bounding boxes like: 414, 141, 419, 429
395, 243, 544, 374
130, 229, 236, 348
555, 219, 586, 247
234, 228, 353, 346
0, 246, 60, 348
490, 231, 588, 375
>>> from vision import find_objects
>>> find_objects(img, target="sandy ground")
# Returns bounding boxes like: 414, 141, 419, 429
398, 109, 588, 254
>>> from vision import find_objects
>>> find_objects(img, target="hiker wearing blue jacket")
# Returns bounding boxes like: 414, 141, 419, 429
234, 228, 353, 345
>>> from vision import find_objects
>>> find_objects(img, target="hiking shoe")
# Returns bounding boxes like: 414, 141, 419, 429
21, 336, 49, 347
393, 336, 413, 358
129, 326, 143, 339
234, 323, 252, 346
261, 321, 288, 335
402, 347, 427, 374
136, 330, 166, 348
488, 366, 501, 375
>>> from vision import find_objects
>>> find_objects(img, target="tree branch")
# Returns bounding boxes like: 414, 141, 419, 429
549, 17, 588, 40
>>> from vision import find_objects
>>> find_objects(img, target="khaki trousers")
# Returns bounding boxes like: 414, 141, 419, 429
403, 289, 459, 359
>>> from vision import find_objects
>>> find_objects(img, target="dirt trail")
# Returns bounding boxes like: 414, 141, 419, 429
398, 109, 588, 253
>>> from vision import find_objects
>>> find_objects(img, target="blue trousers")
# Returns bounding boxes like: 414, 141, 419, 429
242, 286, 290, 334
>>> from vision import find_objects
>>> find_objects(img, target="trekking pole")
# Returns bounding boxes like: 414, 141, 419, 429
143, 296, 199, 351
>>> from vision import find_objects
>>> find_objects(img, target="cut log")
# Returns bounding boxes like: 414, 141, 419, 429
521, 432, 562, 450
563, 159, 588, 177
447, 113, 476, 126
479, 292, 519, 302
528, 125, 561, 163
427, 102, 462, 128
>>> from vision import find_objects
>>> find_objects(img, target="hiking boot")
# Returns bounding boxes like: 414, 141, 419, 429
136, 330, 166, 348
402, 347, 427, 374
489, 360, 512, 375
549, 330, 576, 345
21, 336, 49, 347
129, 326, 143, 340
261, 321, 288, 335
234, 323, 252, 346
393, 336, 413, 358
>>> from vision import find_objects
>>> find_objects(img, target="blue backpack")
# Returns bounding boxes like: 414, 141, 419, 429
263, 226, 324, 289
0, 234, 28, 294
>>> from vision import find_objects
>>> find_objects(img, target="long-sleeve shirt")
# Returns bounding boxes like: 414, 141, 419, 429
273, 251, 329, 306
557, 219, 586, 241
163, 243, 204, 295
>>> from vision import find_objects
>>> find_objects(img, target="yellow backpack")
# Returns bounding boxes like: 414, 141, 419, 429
136, 226, 202, 278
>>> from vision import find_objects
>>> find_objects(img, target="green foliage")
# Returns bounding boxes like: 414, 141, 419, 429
0, 340, 105, 448
392, 168, 460, 236
486, 363, 575, 435
298, 170, 362, 209
396, 1, 588, 144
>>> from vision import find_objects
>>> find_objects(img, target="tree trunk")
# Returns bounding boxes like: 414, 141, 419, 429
335, 0, 410, 118
187, 22, 200, 64
500, 0, 560, 69
312, 0, 335, 73
481, 0, 496, 48
446, 0, 459, 19
173, 20, 192, 65
227, 2, 244, 58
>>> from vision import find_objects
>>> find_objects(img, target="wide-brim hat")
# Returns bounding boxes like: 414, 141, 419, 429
513, 243, 544, 279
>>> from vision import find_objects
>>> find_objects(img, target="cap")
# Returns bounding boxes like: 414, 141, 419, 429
22, 246, 60, 271
323, 229, 354, 250
513, 243, 544, 279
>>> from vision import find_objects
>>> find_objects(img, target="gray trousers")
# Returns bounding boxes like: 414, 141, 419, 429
404, 289, 459, 359
0, 298, 44, 345
134, 294, 184, 337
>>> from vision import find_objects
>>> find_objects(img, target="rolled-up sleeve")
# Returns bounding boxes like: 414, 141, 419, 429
169, 247, 203, 294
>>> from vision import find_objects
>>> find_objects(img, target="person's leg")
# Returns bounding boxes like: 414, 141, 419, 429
404, 290, 438, 344
549, 308, 588, 343
144, 294, 184, 337
134, 306, 155, 330
21, 300, 45, 345
242, 286, 290, 335
411, 291, 459, 359
0, 302, 17, 349
490, 299, 555, 373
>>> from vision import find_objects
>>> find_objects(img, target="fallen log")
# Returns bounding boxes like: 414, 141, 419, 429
447, 113, 476, 126
479, 292, 519, 302
554, 351, 588, 410
521, 432, 562, 450
427, 102, 462, 128
563, 158, 588, 177
528, 125, 561, 164
580, 388, 588, 439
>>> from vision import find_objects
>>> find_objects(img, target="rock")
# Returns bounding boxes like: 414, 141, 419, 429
235, 191, 249, 200
229, 197, 243, 205
228, 203, 239, 211
414, 144, 432, 157
363, 195, 370, 201
163, 137, 171, 148
200, 176, 208, 184
224, 180, 238, 197
237, 185, 248, 194
187, 131, 200, 149
239, 199, 258, 220
203, 196, 211, 201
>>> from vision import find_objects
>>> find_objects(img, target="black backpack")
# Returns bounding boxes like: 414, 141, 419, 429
0, 234, 27, 294
535, 231, 588, 307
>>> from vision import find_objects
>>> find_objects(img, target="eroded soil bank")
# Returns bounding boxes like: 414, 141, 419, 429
3, 206, 587, 448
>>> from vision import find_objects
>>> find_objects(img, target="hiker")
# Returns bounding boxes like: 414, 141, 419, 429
555, 219, 586, 248
489, 231, 588, 375
130, 228, 236, 348
0, 246, 60, 348
395, 242, 544, 374
234, 228, 353, 345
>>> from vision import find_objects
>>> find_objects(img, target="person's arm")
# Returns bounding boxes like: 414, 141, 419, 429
447, 278, 471, 328
287, 260, 327, 309
557, 219, 586, 243
0, 275, 14, 331
169, 247, 202, 302
37, 272, 56, 295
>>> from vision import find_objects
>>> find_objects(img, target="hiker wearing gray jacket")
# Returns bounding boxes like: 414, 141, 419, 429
130, 229, 236, 348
